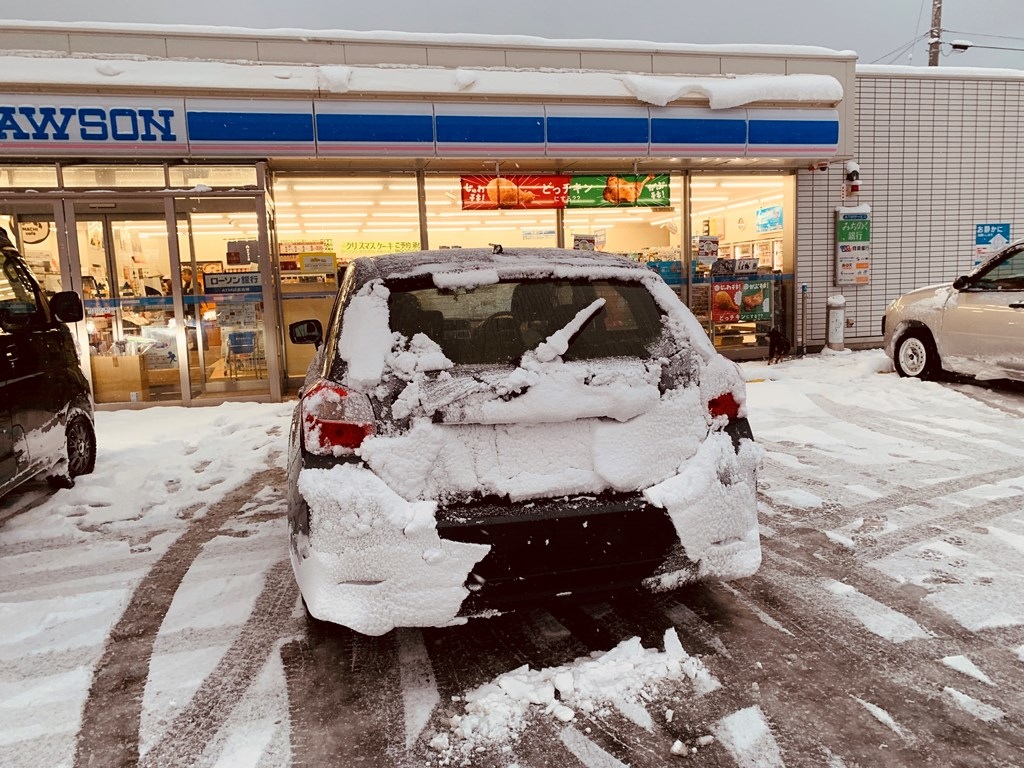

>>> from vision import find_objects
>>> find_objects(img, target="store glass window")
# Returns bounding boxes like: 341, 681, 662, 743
0, 165, 59, 189
169, 165, 258, 189
687, 174, 794, 352
271, 174, 420, 380
61, 164, 167, 188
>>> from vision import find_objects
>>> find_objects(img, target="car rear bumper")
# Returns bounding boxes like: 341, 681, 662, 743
289, 422, 760, 633
437, 492, 683, 614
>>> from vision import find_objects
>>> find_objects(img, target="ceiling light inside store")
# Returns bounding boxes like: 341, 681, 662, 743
296, 201, 367, 207
719, 181, 784, 188
300, 212, 365, 218
689, 182, 719, 188
370, 213, 420, 219
386, 183, 419, 191
290, 184, 384, 191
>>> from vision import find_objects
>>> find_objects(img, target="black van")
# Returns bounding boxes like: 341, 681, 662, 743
1, 227, 96, 497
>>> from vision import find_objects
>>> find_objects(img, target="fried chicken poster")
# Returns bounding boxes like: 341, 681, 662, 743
711, 280, 771, 324
461, 175, 570, 209
567, 174, 670, 208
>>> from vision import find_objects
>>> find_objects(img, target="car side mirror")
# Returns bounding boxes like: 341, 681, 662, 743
50, 291, 84, 322
289, 318, 323, 348
952, 275, 970, 290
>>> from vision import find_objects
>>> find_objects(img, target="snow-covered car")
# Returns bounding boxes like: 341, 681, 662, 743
1, 228, 96, 499
883, 239, 1024, 381
286, 248, 762, 635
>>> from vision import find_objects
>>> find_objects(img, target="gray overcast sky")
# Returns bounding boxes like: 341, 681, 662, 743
1, 0, 1022, 69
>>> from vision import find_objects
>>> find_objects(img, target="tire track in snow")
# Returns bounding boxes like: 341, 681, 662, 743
72, 466, 286, 768
281, 621, 404, 768
721, 554, 1024, 766
137, 559, 295, 767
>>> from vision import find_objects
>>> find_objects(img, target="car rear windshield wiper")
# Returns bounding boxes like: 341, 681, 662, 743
527, 298, 606, 364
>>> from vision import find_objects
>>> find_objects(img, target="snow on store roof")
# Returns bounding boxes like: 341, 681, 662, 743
0, 54, 843, 109
0, 18, 856, 58
857, 63, 1024, 78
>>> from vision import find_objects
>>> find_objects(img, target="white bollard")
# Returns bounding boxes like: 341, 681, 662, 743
826, 295, 846, 351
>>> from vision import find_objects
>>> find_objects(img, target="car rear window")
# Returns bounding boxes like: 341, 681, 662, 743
386, 278, 664, 365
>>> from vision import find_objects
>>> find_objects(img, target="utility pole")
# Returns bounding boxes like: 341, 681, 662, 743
928, 0, 943, 66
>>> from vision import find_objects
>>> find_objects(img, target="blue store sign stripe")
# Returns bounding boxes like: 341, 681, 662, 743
316, 113, 434, 143
748, 119, 839, 146
651, 117, 747, 145
186, 111, 315, 143
435, 115, 544, 144
547, 116, 649, 145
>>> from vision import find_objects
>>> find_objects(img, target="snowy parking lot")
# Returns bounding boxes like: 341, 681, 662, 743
2, 349, 1023, 768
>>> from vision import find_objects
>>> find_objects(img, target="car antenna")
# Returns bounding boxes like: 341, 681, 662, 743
490, 243, 503, 254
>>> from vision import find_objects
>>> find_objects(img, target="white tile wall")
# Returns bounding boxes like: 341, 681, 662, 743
797, 74, 1024, 348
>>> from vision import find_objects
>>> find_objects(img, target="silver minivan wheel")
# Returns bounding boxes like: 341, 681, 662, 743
894, 331, 937, 379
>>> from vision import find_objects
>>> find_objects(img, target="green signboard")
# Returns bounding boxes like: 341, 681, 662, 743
836, 219, 871, 242
567, 174, 670, 208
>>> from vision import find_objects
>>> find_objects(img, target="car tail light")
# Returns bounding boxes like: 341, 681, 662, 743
708, 392, 740, 421
301, 380, 375, 456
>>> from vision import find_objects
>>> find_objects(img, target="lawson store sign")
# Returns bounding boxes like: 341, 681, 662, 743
0, 95, 840, 160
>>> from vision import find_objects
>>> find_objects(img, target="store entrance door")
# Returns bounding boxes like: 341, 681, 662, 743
70, 203, 184, 403
173, 196, 274, 400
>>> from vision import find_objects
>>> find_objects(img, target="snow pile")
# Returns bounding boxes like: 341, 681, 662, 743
294, 464, 489, 636
431, 628, 717, 760
620, 73, 842, 109
337, 281, 393, 390
942, 688, 1004, 723
941, 655, 994, 686
713, 706, 784, 768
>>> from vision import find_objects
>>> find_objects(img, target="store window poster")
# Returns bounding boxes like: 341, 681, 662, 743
712, 280, 772, 324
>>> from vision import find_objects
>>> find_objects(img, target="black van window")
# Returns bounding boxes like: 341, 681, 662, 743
0, 254, 43, 332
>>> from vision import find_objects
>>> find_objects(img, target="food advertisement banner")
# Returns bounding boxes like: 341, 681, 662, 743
460, 175, 570, 209
711, 280, 772, 324
460, 174, 671, 209
567, 174, 670, 208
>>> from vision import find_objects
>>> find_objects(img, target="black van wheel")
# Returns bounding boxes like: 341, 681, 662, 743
66, 415, 97, 477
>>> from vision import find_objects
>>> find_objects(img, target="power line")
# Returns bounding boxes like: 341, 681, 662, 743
943, 29, 1024, 44
955, 43, 1024, 52
870, 34, 928, 64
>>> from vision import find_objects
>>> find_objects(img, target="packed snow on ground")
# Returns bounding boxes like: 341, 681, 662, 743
2, 348, 1024, 767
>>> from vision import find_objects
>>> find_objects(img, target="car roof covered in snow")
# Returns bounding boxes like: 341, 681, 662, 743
349, 247, 655, 289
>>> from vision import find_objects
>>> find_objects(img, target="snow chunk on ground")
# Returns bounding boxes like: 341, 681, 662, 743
852, 697, 911, 742
768, 487, 823, 509
434, 628, 714, 760
713, 706, 784, 768
943, 687, 1004, 722
293, 464, 490, 635
824, 580, 932, 643
941, 655, 994, 686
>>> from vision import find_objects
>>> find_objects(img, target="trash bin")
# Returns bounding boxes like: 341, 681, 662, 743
826, 295, 846, 351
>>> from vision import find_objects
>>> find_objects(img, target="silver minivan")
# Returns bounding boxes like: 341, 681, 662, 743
884, 239, 1024, 381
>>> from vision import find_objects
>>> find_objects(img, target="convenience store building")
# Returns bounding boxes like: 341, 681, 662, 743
8, 22, 1004, 408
